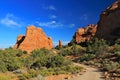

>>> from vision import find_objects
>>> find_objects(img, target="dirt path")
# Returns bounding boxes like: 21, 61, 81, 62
46, 63, 104, 80
69, 63, 104, 80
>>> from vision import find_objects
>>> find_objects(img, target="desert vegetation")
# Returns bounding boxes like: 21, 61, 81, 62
75, 38, 120, 79
0, 48, 83, 80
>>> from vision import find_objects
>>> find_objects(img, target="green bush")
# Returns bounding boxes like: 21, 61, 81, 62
59, 48, 71, 56
0, 48, 25, 72
59, 44, 84, 56
24, 49, 71, 70
86, 38, 109, 58
0, 76, 10, 80
31, 54, 69, 69
115, 38, 120, 44
103, 61, 119, 72
79, 54, 95, 62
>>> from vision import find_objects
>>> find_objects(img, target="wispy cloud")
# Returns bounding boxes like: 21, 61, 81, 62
42, 5, 56, 11
80, 14, 88, 21
36, 21, 75, 28
69, 24, 75, 28
49, 15, 57, 19
0, 13, 21, 27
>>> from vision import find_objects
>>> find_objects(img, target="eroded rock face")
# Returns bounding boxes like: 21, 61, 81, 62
73, 24, 97, 43
14, 26, 53, 53
95, 0, 120, 42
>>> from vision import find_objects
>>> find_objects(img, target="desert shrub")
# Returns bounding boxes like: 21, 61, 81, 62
87, 38, 107, 53
31, 54, 69, 69
59, 48, 71, 56
94, 63, 102, 68
59, 44, 84, 56
88, 61, 95, 65
17, 69, 38, 80
0, 48, 24, 72
17, 75, 26, 80
115, 38, 120, 45
116, 69, 120, 74
113, 45, 120, 61
0, 61, 7, 72
7, 58, 22, 71
70, 44, 83, 56
79, 54, 95, 62
113, 45, 120, 56
0, 76, 10, 80
24, 48, 49, 69
30, 75, 45, 80
115, 51, 120, 57
86, 38, 109, 58
24, 49, 71, 70
103, 61, 119, 72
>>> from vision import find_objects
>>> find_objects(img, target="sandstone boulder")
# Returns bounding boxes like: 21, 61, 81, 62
14, 25, 53, 53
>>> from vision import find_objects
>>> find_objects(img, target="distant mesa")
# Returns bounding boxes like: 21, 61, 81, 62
72, 24, 97, 43
95, 0, 120, 42
14, 25, 53, 53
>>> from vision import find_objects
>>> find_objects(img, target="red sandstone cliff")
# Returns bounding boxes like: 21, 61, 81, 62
14, 25, 53, 53
95, 0, 120, 42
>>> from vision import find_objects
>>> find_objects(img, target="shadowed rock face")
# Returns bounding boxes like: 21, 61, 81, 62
14, 26, 53, 53
95, 0, 120, 42
73, 24, 97, 43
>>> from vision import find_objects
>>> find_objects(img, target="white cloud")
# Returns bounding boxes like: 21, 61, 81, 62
69, 24, 75, 28
49, 5, 56, 10
80, 14, 88, 21
42, 5, 56, 11
0, 13, 21, 27
49, 15, 57, 19
36, 21, 75, 28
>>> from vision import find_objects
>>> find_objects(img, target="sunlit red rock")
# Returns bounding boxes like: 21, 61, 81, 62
73, 24, 97, 43
59, 40, 62, 48
14, 25, 53, 53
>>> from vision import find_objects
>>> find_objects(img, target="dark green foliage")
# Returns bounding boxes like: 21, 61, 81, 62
59, 44, 84, 56
103, 61, 119, 72
0, 61, 7, 72
79, 54, 95, 62
0, 48, 23, 72
23, 48, 71, 71
59, 48, 72, 56
86, 38, 109, 58
115, 38, 120, 45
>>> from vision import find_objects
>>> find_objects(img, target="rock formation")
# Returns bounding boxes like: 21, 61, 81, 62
73, 24, 97, 43
95, 0, 120, 42
14, 25, 53, 53
59, 40, 62, 48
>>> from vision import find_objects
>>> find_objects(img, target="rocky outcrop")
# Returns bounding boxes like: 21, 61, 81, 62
14, 25, 53, 53
73, 24, 97, 43
95, 0, 120, 42
59, 40, 62, 48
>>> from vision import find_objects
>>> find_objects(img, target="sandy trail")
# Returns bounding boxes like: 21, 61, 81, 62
46, 63, 104, 80
69, 63, 104, 80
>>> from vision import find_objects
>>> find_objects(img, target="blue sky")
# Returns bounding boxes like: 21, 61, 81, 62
0, 0, 115, 48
